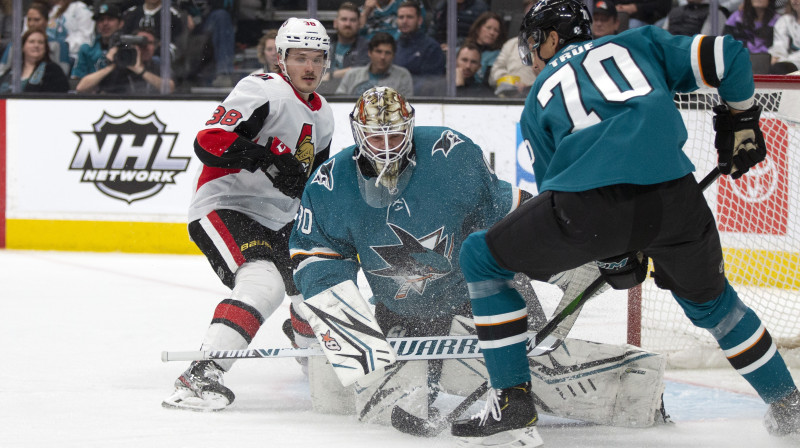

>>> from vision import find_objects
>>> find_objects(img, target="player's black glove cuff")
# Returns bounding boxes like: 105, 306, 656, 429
261, 136, 308, 199
712, 104, 767, 180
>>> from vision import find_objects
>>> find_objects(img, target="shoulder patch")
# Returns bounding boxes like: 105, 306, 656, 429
311, 158, 335, 191
432, 130, 464, 157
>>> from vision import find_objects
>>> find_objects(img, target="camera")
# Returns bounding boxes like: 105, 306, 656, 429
109, 33, 149, 67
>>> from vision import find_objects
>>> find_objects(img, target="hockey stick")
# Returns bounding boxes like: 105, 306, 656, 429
163, 332, 560, 363
526, 166, 722, 357
390, 381, 491, 437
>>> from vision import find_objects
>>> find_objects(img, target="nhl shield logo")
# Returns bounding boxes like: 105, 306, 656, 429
70, 111, 190, 203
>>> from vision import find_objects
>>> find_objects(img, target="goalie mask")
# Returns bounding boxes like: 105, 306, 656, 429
518, 0, 592, 65
276, 18, 331, 87
350, 86, 416, 197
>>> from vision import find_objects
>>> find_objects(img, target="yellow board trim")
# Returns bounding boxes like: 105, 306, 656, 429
6, 219, 200, 254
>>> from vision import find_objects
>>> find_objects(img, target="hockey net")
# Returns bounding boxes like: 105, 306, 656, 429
629, 75, 800, 369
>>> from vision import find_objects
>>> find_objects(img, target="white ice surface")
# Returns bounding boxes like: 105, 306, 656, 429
1, 250, 798, 448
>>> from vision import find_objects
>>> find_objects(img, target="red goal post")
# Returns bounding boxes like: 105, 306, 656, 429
627, 74, 800, 368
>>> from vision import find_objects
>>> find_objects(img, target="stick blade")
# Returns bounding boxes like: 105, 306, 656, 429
527, 334, 563, 357
390, 406, 445, 437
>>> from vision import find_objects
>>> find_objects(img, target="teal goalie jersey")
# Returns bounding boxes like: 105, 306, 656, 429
290, 126, 525, 319
521, 26, 755, 193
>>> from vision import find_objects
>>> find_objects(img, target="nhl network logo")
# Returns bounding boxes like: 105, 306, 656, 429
70, 111, 190, 203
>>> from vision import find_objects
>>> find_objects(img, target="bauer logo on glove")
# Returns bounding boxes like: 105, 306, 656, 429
712, 104, 767, 180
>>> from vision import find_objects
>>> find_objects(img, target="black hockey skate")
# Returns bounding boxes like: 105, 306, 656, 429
765, 388, 800, 437
162, 360, 235, 412
451, 382, 543, 447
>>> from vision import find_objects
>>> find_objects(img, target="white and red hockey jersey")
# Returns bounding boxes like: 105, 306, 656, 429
189, 73, 334, 230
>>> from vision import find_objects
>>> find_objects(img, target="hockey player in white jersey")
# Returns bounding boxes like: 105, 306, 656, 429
162, 18, 334, 411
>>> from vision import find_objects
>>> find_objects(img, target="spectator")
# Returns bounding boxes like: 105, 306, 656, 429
769, 0, 800, 73
251, 30, 278, 74
360, 0, 427, 40
724, 0, 778, 54
122, 0, 183, 44
615, 0, 671, 29
235, 0, 267, 47
336, 32, 413, 97
0, 0, 9, 48
429, 0, 489, 47
663, 0, 728, 36
464, 11, 505, 86
71, 3, 124, 81
196, 0, 235, 88
395, 1, 445, 75
75, 27, 175, 94
320, 1, 370, 93
46, 0, 93, 69
592, 0, 621, 37
0, 2, 68, 75
490, 0, 536, 98
0, 28, 68, 92
455, 42, 494, 97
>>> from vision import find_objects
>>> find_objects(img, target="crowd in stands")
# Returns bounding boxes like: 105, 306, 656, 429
0, 0, 798, 96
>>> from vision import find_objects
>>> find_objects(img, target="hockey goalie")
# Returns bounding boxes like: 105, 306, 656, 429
287, 86, 667, 436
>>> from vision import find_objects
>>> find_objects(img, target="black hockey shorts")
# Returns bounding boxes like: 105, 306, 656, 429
188, 209, 299, 295
486, 174, 725, 303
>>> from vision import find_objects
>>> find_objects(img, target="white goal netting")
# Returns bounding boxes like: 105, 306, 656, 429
636, 76, 800, 369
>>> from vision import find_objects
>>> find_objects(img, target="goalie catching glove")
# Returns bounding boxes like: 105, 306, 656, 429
713, 104, 767, 179
261, 136, 308, 198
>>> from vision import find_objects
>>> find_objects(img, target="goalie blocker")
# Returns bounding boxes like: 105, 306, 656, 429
308, 315, 668, 430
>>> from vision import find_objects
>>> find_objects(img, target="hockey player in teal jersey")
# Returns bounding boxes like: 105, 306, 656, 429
288, 86, 531, 423
454, 0, 800, 445
290, 85, 529, 325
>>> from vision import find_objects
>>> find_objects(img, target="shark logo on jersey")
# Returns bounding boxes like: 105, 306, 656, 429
432, 130, 464, 157
70, 111, 190, 203
312, 158, 335, 191
369, 224, 453, 300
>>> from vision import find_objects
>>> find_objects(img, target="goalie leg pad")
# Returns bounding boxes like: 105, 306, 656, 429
309, 356, 356, 415
528, 339, 666, 427
298, 280, 396, 387
355, 360, 430, 425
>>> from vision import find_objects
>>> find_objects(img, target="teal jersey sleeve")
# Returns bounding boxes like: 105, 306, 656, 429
521, 25, 753, 193
290, 127, 523, 318
290, 152, 362, 301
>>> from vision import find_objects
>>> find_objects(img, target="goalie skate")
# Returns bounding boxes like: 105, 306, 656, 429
764, 388, 800, 437
162, 361, 235, 412
451, 382, 543, 447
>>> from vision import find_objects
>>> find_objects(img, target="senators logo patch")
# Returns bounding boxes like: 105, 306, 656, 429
70, 111, 190, 203
311, 158, 335, 191
432, 130, 464, 157
295, 123, 316, 176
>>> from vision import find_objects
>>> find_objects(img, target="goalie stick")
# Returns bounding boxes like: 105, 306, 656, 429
390, 381, 491, 437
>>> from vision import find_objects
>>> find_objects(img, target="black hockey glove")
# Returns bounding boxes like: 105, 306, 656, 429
713, 104, 767, 180
261, 136, 308, 199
